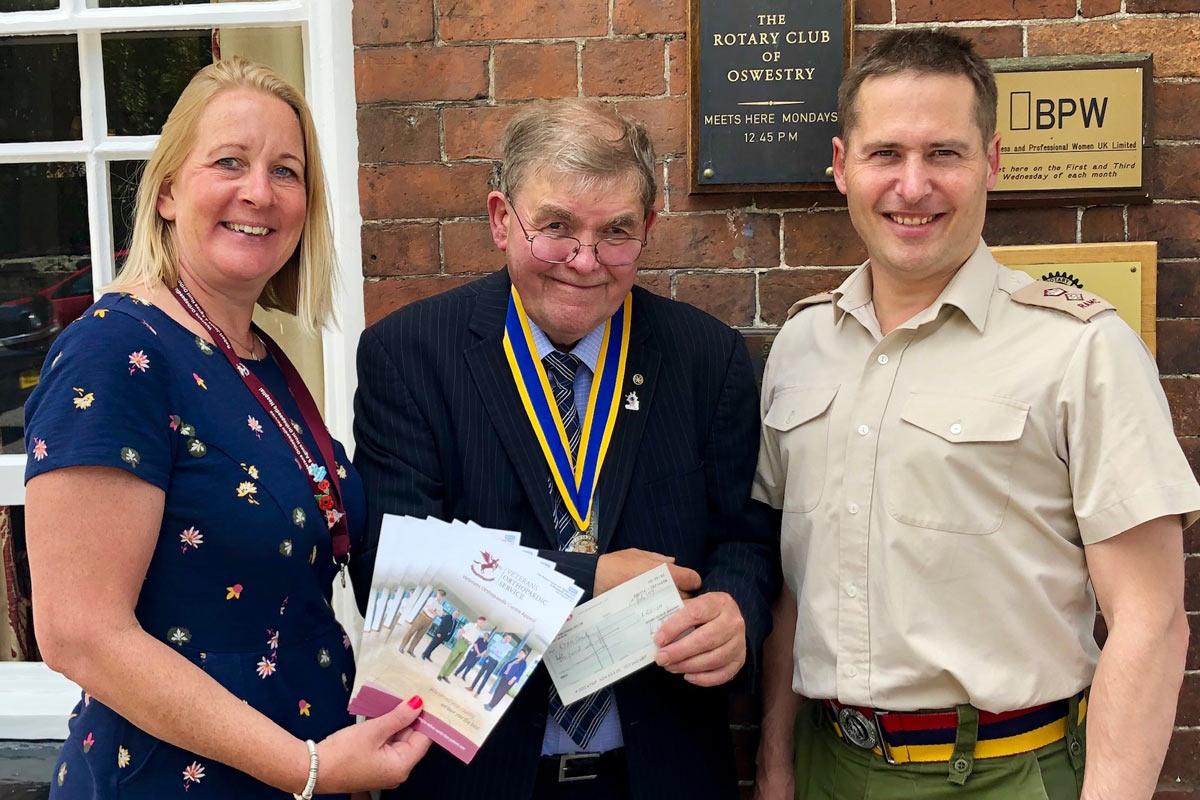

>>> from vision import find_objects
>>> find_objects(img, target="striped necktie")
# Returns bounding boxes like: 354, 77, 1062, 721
542, 350, 614, 749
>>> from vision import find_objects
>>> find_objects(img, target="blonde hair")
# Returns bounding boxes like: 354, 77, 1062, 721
109, 56, 335, 334
497, 99, 657, 215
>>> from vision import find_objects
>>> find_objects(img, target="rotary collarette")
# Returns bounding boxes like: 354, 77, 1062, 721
171, 278, 351, 576
501, 287, 630, 550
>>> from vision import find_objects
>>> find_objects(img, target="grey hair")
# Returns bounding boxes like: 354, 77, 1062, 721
496, 99, 657, 215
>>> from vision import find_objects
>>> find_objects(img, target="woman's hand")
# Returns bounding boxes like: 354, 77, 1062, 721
314, 697, 432, 793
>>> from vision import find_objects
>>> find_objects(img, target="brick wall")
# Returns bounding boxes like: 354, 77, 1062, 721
351, 0, 1200, 794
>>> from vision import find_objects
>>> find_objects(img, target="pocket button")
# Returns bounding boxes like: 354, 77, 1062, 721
949, 422, 963, 436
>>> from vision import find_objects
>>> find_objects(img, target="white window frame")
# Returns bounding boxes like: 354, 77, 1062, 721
0, 0, 364, 739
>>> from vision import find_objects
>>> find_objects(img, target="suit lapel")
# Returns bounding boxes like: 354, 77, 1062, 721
466, 278, 660, 555
464, 271, 559, 548
595, 291, 659, 554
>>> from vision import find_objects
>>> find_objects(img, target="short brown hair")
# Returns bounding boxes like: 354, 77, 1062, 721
838, 29, 997, 144
496, 99, 657, 216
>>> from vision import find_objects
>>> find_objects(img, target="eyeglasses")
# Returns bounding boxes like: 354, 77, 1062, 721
507, 199, 647, 267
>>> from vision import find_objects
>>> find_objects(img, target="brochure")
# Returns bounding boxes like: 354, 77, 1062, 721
350, 515, 583, 763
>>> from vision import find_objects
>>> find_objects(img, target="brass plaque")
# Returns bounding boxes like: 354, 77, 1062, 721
992, 242, 1157, 352
990, 56, 1149, 199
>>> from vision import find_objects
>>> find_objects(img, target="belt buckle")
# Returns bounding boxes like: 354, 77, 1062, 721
557, 753, 600, 783
836, 707, 896, 765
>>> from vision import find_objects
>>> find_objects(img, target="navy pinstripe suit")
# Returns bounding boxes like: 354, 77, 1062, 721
351, 269, 780, 800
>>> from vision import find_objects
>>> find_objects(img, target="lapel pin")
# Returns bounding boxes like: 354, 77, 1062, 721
624, 391, 640, 412
632, 373, 644, 386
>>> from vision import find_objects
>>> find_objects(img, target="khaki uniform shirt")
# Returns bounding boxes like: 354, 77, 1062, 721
754, 239, 1200, 713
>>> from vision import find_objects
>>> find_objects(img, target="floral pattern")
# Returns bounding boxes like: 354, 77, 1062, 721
72, 387, 94, 410
180, 527, 203, 551
182, 760, 205, 790
236, 481, 260, 505
128, 351, 150, 374
25, 293, 365, 799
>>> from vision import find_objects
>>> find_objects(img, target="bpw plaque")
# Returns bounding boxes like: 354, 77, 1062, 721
689, 0, 852, 193
989, 54, 1151, 205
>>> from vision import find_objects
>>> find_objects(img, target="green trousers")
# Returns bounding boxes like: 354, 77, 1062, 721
437, 637, 471, 678
793, 700, 1085, 799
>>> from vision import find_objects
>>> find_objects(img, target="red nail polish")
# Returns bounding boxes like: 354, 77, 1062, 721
407, 695, 423, 710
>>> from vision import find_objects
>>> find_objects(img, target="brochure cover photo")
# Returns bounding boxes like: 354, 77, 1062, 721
350, 516, 582, 763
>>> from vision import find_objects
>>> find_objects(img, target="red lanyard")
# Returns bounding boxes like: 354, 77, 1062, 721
171, 279, 350, 568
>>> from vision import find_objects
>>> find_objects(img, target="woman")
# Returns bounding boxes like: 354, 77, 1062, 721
24, 58, 429, 798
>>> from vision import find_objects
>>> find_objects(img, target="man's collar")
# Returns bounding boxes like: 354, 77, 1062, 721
929, 239, 997, 333
832, 238, 996, 333
526, 314, 606, 374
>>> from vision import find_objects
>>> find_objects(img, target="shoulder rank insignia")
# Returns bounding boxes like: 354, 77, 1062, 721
1010, 281, 1115, 322
786, 291, 835, 320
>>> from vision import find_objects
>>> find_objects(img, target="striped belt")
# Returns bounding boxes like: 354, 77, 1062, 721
822, 693, 1087, 765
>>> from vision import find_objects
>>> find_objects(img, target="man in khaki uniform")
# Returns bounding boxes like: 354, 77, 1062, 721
752, 30, 1200, 800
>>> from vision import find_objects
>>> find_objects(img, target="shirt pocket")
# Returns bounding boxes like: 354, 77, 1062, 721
885, 392, 1030, 535
763, 385, 839, 513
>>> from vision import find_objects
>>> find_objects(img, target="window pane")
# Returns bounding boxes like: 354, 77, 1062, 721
0, 1, 59, 11
103, 30, 214, 137
0, 163, 87, 454
110, 160, 142, 266
0, 36, 80, 143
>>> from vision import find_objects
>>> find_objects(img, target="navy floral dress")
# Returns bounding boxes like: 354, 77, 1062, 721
24, 292, 365, 799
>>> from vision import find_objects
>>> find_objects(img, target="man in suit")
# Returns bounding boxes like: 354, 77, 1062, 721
352, 98, 780, 799
421, 609, 460, 662
486, 648, 530, 711
453, 630, 490, 683
471, 632, 515, 696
